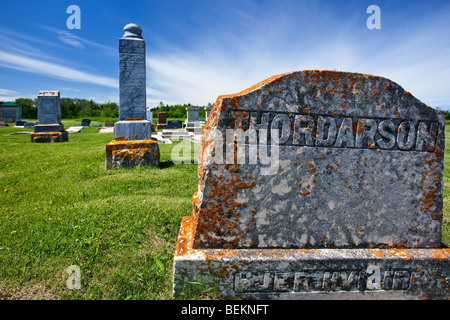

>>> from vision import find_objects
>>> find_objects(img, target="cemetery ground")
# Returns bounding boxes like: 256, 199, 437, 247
0, 119, 449, 300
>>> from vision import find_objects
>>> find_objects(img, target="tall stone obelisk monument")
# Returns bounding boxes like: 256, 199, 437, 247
105, 23, 160, 169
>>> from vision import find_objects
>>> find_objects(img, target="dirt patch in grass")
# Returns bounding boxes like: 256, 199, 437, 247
0, 280, 59, 300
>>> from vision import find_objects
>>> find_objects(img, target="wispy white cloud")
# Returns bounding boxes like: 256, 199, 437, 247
0, 88, 20, 102
0, 88, 18, 95
56, 30, 85, 49
144, 2, 450, 108
35, 24, 116, 57
0, 50, 118, 88
1, 2, 449, 111
0, 25, 118, 96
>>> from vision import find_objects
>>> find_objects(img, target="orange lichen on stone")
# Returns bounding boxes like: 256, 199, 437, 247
431, 249, 449, 259
369, 249, 384, 258
32, 131, 62, 134
214, 71, 293, 105
216, 265, 230, 278
191, 164, 257, 248
386, 249, 412, 261
214, 249, 238, 258
105, 139, 157, 158
175, 216, 196, 257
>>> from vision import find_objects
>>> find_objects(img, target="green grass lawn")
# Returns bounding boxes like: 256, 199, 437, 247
0, 121, 449, 300
0, 121, 197, 299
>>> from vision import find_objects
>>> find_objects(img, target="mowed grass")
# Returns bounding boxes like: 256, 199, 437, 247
0, 122, 198, 299
0, 121, 449, 300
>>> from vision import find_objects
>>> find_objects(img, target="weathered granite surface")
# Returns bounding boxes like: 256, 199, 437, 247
31, 131, 68, 143
106, 23, 159, 168
105, 139, 160, 169
114, 120, 152, 140
32, 91, 68, 143
186, 106, 200, 127
173, 70, 448, 299
173, 226, 450, 299
189, 71, 445, 250
158, 112, 167, 124
205, 106, 212, 122
118, 24, 146, 121
34, 123, 65, 132
37, 91, 62, 124
146, 109, 153, 122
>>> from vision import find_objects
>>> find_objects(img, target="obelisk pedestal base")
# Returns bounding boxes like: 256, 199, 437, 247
105, 139, 160, 169
31, 130, 68, 143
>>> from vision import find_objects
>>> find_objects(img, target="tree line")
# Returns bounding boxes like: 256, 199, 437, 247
5, 98, 119, 119
150, 102, 211, 120
12, 98, 447, 122
3, 98, 211, 120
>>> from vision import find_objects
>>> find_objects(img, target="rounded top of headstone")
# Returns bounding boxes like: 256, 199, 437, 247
123, 23, 143, 39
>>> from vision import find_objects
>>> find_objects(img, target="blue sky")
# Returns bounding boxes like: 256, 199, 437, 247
0, 0, 449, 110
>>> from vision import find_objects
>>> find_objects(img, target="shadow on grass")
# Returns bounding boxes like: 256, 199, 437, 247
160, 160, 176, 169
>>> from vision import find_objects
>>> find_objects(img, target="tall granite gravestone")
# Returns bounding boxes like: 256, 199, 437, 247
31, 91, 68, 143
173, 70, 450, 299
105, 24, 159, 169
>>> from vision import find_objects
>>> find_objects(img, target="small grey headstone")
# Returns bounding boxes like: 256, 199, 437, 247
158, 112, 167, 125
205, 105, 212, 121
37, 91, 61, 124
166, 120, 183, 129
31, 90, 68, 142
146, 109, 153, 122
186, 106, 200, 128
81, 119, 91, 127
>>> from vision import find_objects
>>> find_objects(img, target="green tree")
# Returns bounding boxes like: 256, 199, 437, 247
445, 110, 450, 120
100, 102, 119, 118
15, 98, 37, 119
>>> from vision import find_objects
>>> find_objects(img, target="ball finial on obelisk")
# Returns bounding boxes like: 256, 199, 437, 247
123, 23, 143, 39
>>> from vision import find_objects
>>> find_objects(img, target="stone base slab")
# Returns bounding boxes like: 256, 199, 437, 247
105, 139, 160, 169
184, 126, 202, 133
114, 120, 152, 140
173, 219, 450, 300
34, 123, 65, 132
30, 131, 68, 143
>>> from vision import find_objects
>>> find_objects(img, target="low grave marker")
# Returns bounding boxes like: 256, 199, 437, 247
157, 112, 167, 130
31, 91, 68, 143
